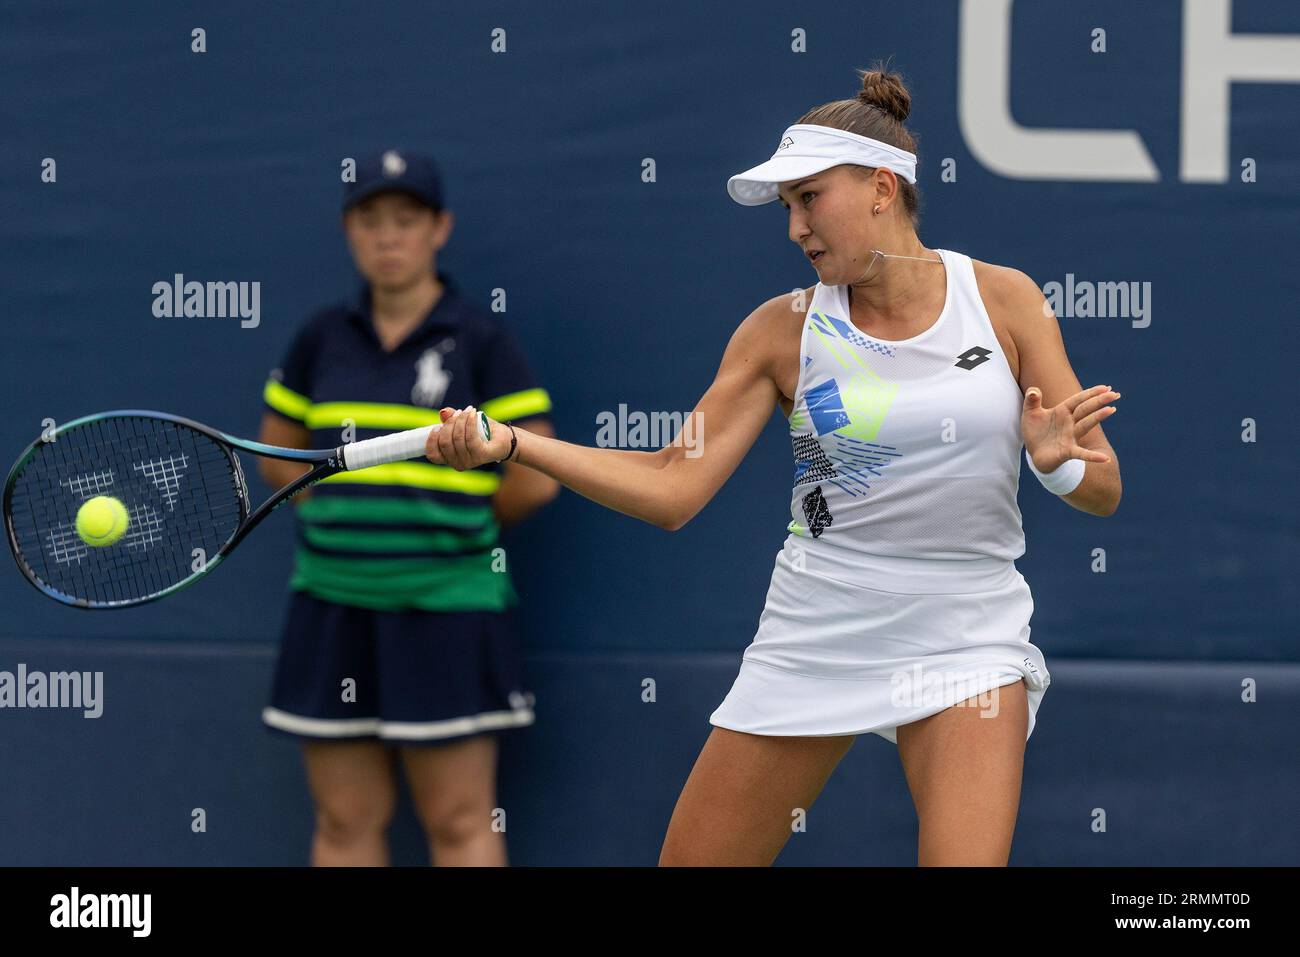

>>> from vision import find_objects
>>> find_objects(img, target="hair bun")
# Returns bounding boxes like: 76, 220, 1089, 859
856, 62, 911, 123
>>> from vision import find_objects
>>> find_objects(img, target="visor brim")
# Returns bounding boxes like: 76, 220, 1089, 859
726, 156, 838, 206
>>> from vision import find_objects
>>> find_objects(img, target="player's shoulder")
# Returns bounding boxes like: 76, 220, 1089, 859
969, 258, 1053, 344
742, 285, 816, 332
970, 258, 1044, 312
759, 284, 817, 316
720, 286, 815, 373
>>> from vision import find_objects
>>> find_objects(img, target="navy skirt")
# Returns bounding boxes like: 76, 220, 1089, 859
262, 590, 535, 744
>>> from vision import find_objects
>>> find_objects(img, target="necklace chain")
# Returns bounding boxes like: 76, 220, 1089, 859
872, 251, 943, 263
855, 248, 943, 283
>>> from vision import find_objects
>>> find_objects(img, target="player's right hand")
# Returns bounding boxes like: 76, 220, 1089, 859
425, 406, 507, 470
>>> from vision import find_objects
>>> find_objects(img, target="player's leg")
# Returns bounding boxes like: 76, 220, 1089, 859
264, 593, 396, 865
379, 606, 530, 866
895, 678, 1029, 866
659, 727, 855, 866
400, 735, 506, 866
301, 739, 400, 866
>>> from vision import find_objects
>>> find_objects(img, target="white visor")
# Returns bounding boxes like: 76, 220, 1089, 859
727, 123, 917, 206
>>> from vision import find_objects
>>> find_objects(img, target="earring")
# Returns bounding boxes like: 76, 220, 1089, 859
873, 205, 881, 215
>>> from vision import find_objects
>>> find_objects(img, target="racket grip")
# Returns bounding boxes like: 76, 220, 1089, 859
340, 411, 492, 470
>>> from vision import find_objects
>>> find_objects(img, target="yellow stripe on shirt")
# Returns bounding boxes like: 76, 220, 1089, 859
263, 379, 312, 422
480, 387, 552, 423
306, 393, 551, 432
306, 402, 442, 431
321, 461, 500, 495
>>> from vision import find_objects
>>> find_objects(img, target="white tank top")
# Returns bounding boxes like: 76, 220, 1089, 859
783, 247, 1027, 593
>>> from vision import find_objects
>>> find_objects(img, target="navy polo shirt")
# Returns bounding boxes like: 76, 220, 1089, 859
262, 272, 552, 612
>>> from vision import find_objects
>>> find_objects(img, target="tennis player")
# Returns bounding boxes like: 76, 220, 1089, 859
428, 66, 1122, 866
257, 149, 558, 866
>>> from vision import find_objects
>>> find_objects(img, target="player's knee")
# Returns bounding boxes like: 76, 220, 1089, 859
420, 798, 493, 849
314, 791, 397, 845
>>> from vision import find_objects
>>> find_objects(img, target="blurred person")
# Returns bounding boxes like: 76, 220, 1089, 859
424, 67, 1122, 866
257, 148, 558, 866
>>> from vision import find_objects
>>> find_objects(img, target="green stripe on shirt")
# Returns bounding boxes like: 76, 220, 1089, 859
297, 496, 495, 528
301, 523, 499, 554
289, 548, 516, 612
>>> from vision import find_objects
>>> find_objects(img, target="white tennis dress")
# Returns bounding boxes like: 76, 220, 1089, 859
709, 248, 1051, 744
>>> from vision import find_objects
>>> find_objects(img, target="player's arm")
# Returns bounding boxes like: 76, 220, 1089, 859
256, 412, 314, 492
430, 297, 785, 531
492, 417, 560, 529
980, 263, 1122, 517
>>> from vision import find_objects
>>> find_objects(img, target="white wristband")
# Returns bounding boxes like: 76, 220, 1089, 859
1025, 447, 1085, 495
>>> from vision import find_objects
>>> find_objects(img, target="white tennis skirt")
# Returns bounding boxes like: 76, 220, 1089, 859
709, 541, 1051, 744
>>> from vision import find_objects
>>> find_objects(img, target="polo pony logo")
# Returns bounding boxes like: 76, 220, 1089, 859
412, 338, 455, 407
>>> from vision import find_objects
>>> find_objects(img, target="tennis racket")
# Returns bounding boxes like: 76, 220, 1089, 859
3, 408, 491, 609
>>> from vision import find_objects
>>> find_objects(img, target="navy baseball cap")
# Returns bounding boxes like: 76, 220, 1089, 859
342, 149, 445, 213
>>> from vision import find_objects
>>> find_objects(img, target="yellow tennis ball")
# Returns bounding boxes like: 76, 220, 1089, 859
76, 495, 130, 547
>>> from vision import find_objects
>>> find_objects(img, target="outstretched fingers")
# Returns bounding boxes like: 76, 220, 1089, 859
1069, 443, 1112, 464
1061, 384, 1113, 415
1073, 389, 1121, 436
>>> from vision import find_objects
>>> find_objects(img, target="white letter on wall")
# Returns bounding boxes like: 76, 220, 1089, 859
959, 0, 1158, 181
1182, 0, 1300, 182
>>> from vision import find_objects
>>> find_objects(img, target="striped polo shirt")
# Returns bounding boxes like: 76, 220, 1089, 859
262, 272, 552, 612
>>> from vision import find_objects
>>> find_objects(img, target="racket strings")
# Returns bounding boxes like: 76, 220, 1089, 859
8, 416, 244, 606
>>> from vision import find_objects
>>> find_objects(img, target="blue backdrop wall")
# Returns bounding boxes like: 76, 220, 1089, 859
1, 0, 1296, 865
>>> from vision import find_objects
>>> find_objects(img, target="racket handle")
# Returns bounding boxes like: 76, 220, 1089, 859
340, 411, 492, 470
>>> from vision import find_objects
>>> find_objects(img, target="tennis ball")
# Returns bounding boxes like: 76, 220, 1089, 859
75, 495, 130, 547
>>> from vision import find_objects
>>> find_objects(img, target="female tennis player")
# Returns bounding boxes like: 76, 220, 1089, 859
427, 66, 1122, 866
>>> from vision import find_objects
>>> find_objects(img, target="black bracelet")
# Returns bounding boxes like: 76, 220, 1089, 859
497, 423, 518, 464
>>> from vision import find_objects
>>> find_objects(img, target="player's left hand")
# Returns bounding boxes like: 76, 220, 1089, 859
425, 406, 509, 470
1021, 384, 1119, 473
